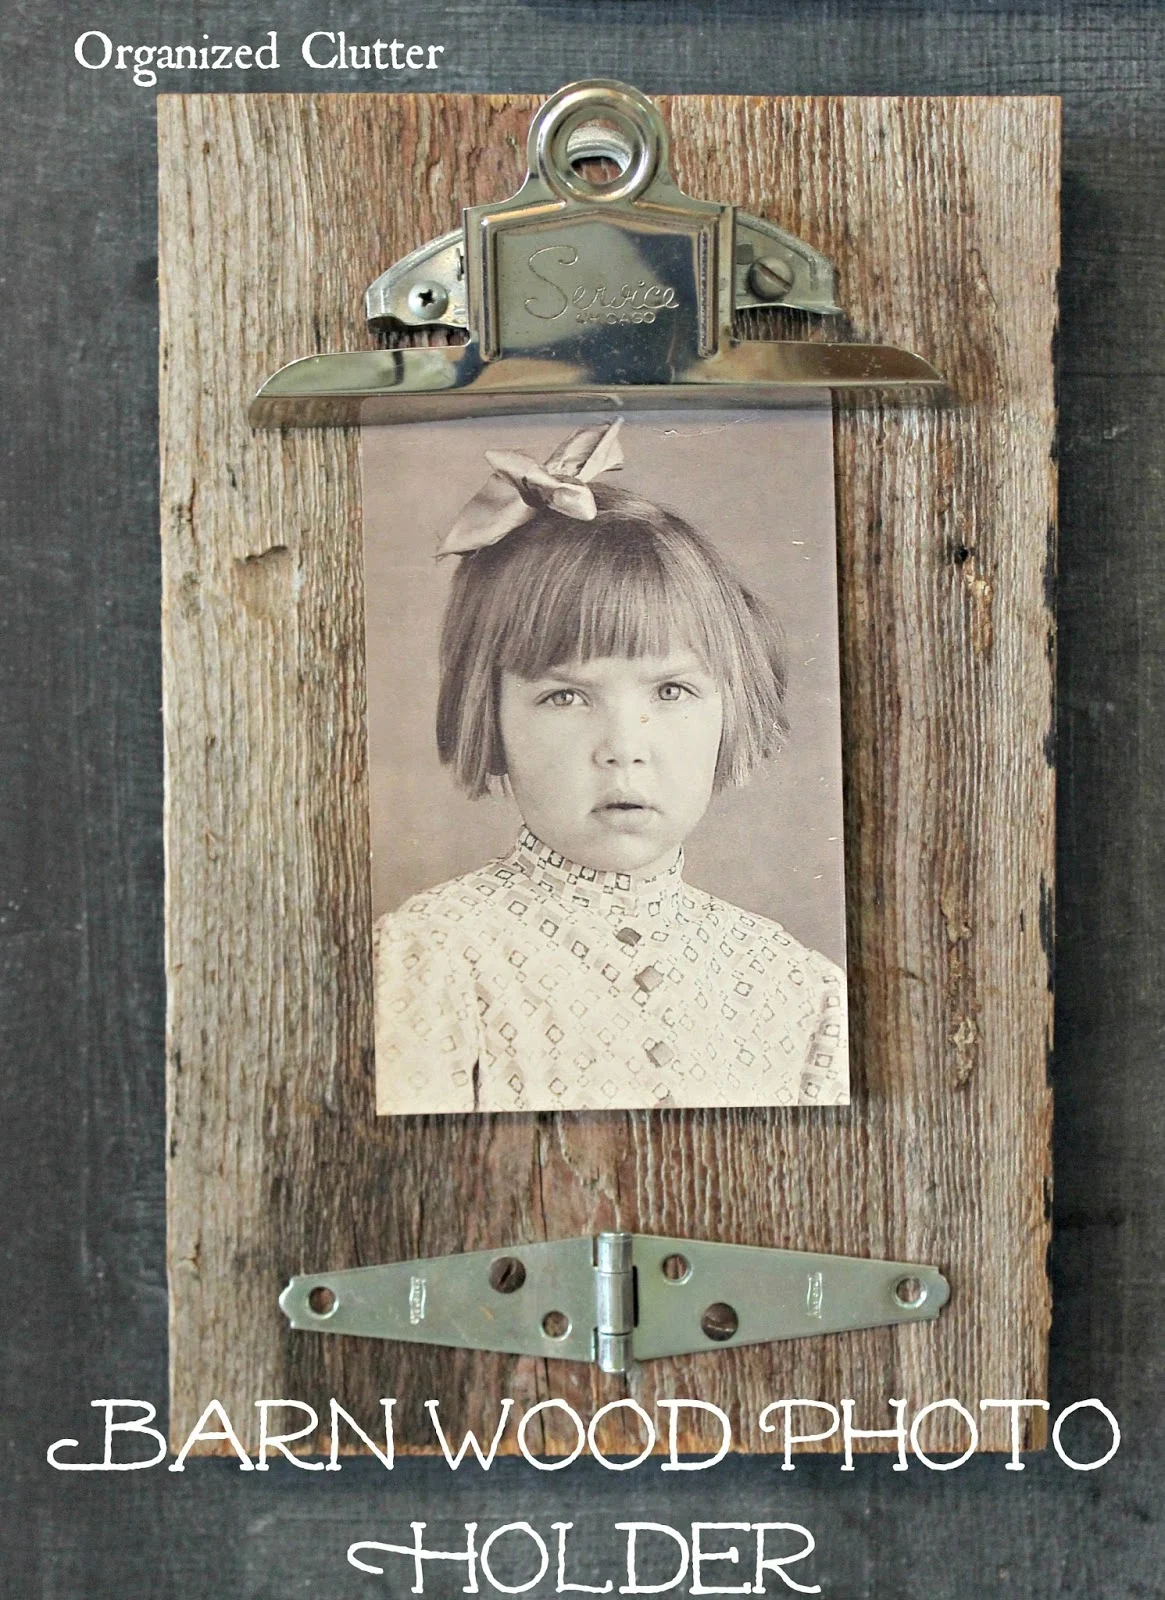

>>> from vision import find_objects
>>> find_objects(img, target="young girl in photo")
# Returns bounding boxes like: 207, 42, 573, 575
373, 419, 848, 1114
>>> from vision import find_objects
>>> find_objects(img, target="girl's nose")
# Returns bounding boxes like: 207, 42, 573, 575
593, 705, 649, 767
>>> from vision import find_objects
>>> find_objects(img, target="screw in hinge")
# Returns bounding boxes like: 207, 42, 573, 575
699, 1302, 740, 1342
488, 1255, 527, 1294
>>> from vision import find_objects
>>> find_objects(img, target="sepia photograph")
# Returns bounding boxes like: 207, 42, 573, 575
363, 409, 849, 1114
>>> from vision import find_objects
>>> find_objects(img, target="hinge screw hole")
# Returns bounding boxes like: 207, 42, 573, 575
894, 1276, 927, 1308
542, 1310, 571, 1339
661, 1252, 692, 1283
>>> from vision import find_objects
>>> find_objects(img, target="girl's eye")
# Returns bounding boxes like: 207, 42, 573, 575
657, 682, 691, 702
543, 688, 582, 707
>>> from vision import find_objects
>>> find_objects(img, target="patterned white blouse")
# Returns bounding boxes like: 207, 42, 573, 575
374, 829, 848, 1115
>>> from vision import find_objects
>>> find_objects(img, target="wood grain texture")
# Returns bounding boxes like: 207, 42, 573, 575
159, 93, 1057, 1456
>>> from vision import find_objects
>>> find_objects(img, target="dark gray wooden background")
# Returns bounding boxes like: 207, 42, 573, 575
3, 2, 1161, 1594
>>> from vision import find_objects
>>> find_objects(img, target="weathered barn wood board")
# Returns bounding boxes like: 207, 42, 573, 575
159, 93, 1057, 1455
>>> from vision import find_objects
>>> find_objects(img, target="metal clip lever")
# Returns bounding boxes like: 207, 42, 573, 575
279, 1234, 950, 1373
250, 79, 944, 427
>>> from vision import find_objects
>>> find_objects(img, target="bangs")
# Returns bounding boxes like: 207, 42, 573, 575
491, 514, 732, 681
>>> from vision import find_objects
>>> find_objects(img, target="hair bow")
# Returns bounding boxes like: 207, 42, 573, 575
437, 419, 624, 557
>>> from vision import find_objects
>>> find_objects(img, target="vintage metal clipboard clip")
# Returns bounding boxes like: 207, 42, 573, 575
281, 1234, 950, 1372
249, 78, 945, 428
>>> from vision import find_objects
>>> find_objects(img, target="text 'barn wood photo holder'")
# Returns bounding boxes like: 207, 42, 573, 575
160, 83, 1058, 1456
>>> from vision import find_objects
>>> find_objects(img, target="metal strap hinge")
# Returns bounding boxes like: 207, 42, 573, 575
280, 1233, 950, 1374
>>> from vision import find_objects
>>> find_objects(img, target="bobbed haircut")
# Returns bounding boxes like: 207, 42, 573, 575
436, 483, 789, 799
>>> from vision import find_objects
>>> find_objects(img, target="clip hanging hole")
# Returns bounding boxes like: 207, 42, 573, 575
534, 84, 661, 205
488, 1255, 527, 1294
893, 1276, 927, 1309
307, 1285, 337, 1316
700, 1302, 739, 1342
566, 119, 632, 185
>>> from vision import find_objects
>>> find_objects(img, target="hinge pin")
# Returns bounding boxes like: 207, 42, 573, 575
594, 1231, 635, 1374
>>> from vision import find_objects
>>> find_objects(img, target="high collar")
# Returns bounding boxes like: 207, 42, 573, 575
510, 828, 686, 919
